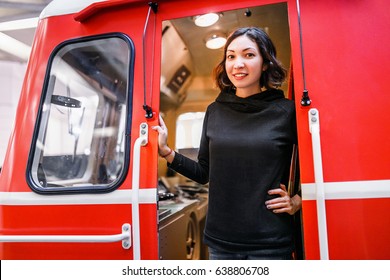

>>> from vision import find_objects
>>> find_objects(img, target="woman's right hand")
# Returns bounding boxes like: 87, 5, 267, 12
152, 114, 174, 159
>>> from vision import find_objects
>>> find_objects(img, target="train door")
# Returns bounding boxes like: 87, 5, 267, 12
291, 0, 390, 259
0, 1, 158, 260
156, 0, 303, 259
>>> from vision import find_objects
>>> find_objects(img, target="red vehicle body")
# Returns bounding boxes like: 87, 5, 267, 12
0, 0, 389, 260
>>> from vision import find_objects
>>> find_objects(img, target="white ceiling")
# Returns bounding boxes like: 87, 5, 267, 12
0, 0, 51, 62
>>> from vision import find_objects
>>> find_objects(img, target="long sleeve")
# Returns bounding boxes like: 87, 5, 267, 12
167, 109, 210, 185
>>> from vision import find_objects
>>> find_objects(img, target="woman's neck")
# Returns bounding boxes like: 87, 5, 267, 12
235, 87, 263, 98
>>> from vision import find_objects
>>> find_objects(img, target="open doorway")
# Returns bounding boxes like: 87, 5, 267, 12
158, 2, 302, 260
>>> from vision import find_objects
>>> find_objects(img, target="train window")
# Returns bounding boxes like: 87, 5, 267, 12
27, 34, 133, 193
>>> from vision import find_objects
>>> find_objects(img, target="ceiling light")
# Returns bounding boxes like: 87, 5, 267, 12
0, 17, 38, 61
0, 17, 39, 31
205, 33, 226, 49
193, 13, 220, 27
0, 32, 31, 61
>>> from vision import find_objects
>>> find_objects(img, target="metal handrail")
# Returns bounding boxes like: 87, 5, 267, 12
131, 123, 149, 260
309, 108, 329, 260
0, 223, 131, 249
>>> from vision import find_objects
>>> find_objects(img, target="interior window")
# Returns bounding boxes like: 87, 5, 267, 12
176, 112, 205, 160
28, 35, 133, 193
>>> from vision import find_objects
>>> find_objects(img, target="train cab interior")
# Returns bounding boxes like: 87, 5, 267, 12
9, 1, 301, 260
157, 3, 302, 259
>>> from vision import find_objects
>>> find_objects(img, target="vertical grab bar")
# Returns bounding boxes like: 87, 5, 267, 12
131, 122, 148, 260
308, 109, 329, 260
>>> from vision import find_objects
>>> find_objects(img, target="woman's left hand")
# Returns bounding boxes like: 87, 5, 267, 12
265, 184, 302, 215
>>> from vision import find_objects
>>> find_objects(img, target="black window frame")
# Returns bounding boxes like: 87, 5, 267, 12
26, 33, 135, 195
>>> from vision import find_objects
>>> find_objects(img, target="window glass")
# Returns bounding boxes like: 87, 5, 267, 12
28, 35, 132, 193
175, 112, 205, 160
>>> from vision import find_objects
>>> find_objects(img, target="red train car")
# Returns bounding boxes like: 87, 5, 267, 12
0, 0, 389, 260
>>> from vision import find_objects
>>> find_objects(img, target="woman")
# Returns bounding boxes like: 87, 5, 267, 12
153, 27, 301, 260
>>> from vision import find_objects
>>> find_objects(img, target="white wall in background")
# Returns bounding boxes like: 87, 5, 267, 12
0, 61, 26, 168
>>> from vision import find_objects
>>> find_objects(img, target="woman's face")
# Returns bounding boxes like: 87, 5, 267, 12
225, 35, 265, 97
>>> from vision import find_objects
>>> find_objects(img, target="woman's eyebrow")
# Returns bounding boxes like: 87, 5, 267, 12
242, 47, 257, 52
227, 47, 257, 52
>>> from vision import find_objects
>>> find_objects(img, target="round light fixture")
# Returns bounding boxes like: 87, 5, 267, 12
205, 33, 227, 49
193, 13, 220, 27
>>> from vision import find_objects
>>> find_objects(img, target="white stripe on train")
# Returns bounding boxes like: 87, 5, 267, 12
1, 180, 389, 205
302, 179, 390, 200
0, 188, 157, 205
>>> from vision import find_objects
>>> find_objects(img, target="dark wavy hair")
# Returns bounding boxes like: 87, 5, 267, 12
214, 27, 287, 91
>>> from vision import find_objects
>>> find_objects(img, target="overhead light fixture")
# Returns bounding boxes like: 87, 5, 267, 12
205, 32, 226, 49
0, 17, 39, 31
0, 17, 38, 62
193, 13, 220, 27
0, 32, 31, 61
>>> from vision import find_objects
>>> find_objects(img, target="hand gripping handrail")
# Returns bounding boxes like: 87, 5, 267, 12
0, 223, 131, 249
309, 109, 329, 260
131, 122, 148, 260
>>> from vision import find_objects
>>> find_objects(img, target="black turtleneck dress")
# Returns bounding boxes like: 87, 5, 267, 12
168, 88, 297, 254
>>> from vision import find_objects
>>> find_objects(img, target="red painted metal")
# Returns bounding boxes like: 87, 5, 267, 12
292, 0, 390, 260
1, 0, 389, 260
